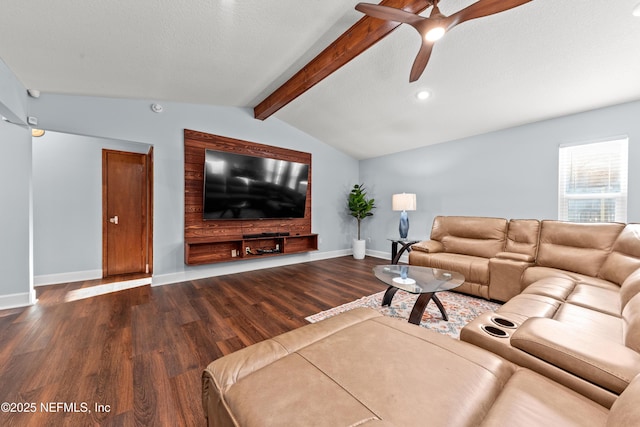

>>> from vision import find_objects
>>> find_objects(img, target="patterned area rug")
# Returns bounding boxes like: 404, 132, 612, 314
305, 290, 501, 339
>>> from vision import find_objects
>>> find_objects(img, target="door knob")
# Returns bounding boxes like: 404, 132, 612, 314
109, 215, 119, 225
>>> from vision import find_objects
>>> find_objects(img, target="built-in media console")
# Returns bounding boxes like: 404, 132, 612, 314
184, 130, 318, 265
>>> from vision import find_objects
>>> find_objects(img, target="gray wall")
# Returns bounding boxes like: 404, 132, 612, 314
360, 100, 640, 255
28, 95, 359, 285
2, 56, 639, 305
32, 132, 150, 282
0, 59, 33, 307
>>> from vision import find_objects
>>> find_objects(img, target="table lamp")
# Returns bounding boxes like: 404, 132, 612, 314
392, 193, 417, 239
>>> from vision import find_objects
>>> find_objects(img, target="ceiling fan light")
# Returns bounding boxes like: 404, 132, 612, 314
425, 27, 445, 42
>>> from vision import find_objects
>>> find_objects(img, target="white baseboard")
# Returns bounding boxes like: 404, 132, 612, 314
34, 269, 103, 286
30, 249, 398, 291
365, 249, 408, 264
0, 289, 37, 310
152, 249, 351, 287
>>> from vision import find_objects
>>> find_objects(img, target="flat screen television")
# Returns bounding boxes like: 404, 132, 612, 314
203, 149, 309, 220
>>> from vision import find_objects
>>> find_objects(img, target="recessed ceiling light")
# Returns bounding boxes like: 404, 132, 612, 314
31, 129, 45, 137
415, 90, 431, 101
633, 3, 640, 17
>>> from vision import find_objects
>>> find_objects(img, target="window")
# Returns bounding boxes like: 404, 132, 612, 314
558, 138, 628, 223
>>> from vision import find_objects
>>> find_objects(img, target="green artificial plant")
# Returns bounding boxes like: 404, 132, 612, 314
348, 184, 376, 240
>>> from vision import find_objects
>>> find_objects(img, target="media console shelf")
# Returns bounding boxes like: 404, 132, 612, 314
185, 234, 318, 265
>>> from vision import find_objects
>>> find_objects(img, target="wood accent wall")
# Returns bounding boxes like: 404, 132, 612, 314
184, 129, 312, 242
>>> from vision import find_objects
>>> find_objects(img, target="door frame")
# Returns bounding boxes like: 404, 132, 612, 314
101, 147, 154, 277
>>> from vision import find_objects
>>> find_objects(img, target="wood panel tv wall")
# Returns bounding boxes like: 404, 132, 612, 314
184, 129, 316, 265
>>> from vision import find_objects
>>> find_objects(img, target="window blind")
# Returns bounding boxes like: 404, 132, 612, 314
558, 138, 628, 223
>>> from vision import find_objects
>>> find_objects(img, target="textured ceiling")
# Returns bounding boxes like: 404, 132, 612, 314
1, 0, 639, 159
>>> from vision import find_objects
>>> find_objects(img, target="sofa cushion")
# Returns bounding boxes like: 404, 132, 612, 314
204, 308, 522, 427
430, 216, 507, 259
522, 266, 620, 290
221, 352, 379, 427
536, 221, 624, 278
296, 315, 514, 427
566, 284, 620, 317
599, 224, 640, 286
553, 304, 623, 343
510, 318, 640, 394
497, 294, 562, 319
479, 369, 608, 427
504, 219, 540, 259
521, 277, 576, 301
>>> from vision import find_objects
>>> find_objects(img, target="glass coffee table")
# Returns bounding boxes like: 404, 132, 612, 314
373, 265, 464, 325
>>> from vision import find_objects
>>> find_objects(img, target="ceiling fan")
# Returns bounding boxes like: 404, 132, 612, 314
355, 0, 533, 82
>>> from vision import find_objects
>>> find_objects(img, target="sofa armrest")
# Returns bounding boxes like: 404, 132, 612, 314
495, 251, 535, 263
488, 257, 534, 302
410, 240, 444, 254
511, 317, 640, 394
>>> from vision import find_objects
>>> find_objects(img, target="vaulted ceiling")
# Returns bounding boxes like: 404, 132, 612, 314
1, 1, 639, 159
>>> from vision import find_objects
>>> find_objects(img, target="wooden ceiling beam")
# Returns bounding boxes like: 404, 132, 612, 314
253, 0, 431, 120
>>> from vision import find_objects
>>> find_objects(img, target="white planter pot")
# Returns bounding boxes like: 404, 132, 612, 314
352, 239, 366, 260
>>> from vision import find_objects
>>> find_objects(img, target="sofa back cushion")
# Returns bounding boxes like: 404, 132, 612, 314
622, 293, 640, 353
599, 224, 640, 286
430, 216, 507, 259
536, 221, 624, 278
505, 219, 540, 259
620, 269, 640, 310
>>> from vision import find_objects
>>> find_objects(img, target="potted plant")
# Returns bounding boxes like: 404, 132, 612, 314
348, 184, 376, 259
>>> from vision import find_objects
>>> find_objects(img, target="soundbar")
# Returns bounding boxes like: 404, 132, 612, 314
243, 232, 291, 239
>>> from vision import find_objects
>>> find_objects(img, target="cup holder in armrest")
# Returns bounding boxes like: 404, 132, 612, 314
490, 317, 517, 329
481, 325, 509, 338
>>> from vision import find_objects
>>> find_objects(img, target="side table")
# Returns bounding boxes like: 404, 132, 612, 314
388, 238, 422, 264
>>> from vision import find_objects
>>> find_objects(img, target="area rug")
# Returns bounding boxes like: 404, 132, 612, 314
305, 290, 501, 339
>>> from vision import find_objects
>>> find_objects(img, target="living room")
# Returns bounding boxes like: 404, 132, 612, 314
1, 1, 640, 425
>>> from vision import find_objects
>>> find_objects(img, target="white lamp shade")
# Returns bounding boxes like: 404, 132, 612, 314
392, 193, 417, 211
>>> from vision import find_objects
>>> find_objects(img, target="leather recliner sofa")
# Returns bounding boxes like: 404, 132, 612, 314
460, 222, 640, 407
409, 216, 640, 303
203, 308, 640, 426
408, 216, 640, 406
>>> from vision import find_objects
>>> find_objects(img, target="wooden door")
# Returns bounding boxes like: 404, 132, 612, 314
102, 150, 150, 277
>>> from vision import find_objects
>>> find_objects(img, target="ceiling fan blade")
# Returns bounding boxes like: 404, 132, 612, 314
355, 3, 425, 26
409, 41, 434, 82
447, 0, 533, 28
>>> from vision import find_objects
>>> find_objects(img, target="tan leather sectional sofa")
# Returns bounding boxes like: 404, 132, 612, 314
456, 219, 640, 409
203, 308, 640, 426
202, 216, 640, 426
409, 216, 640, 303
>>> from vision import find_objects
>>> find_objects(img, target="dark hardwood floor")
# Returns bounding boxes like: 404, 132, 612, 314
0, 256, 387, 426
